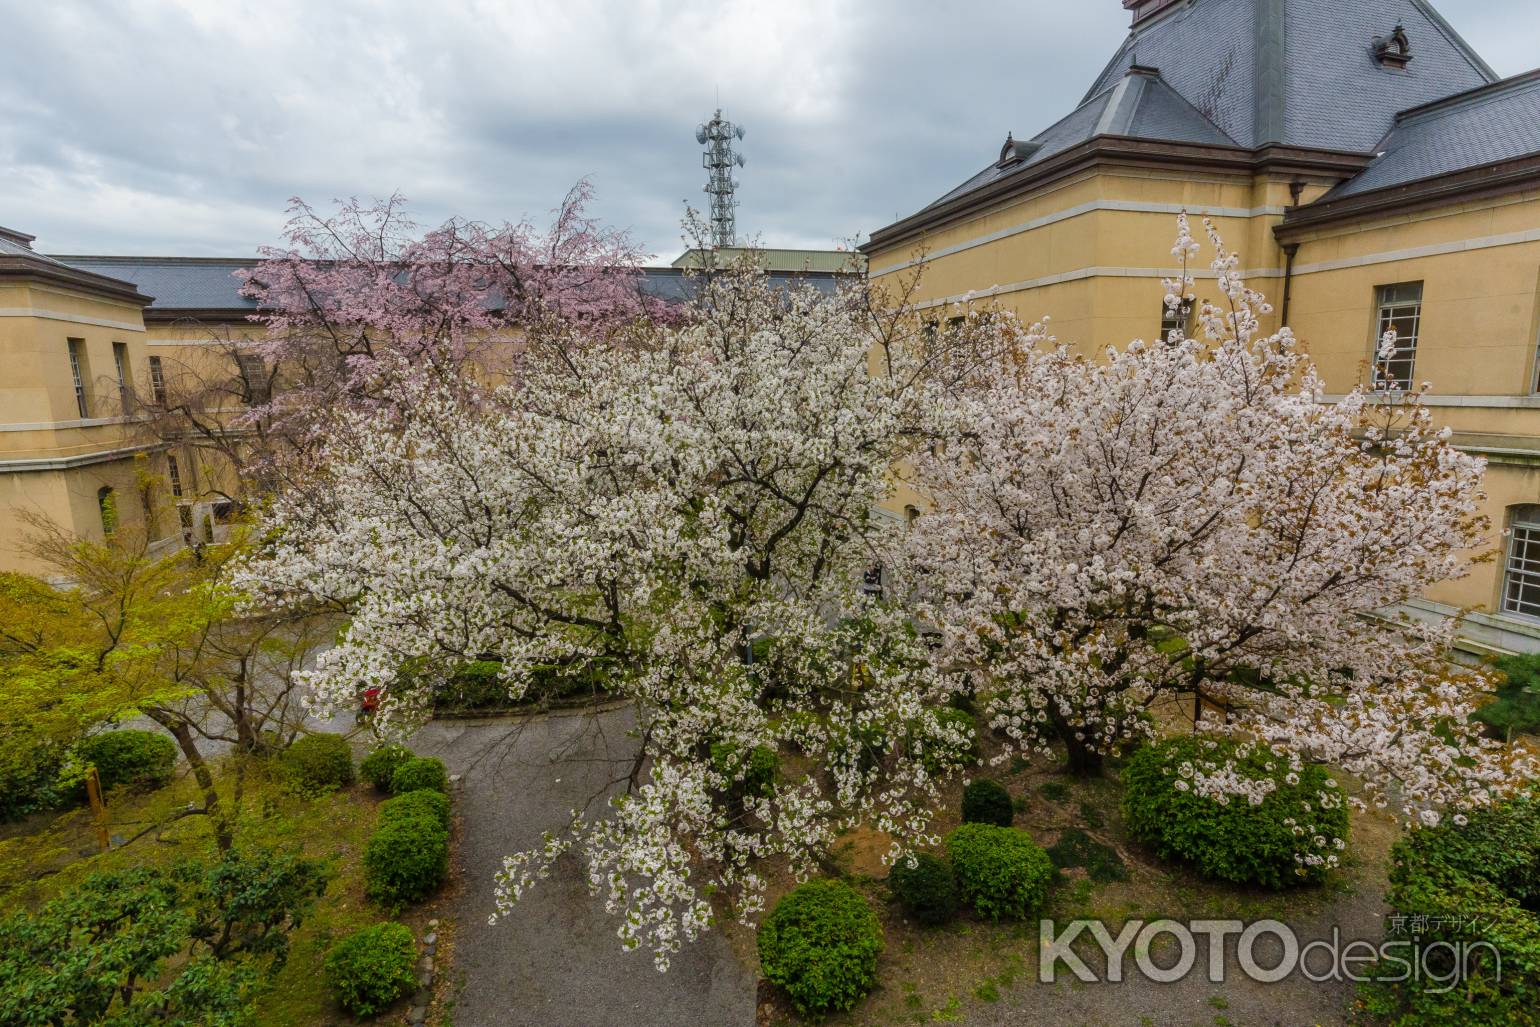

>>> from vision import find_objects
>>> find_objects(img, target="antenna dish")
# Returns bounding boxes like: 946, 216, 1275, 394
735, 153, 746, 167
735, 125, 745, 140
695, 127, 708, 144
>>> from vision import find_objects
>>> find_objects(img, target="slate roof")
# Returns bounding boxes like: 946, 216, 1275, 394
903, 0, 1502, 220
1325, 68, 1540, 198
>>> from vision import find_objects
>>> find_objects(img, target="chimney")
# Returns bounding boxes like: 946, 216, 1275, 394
0, 226, 37, 249
1123, 0, 1185, 27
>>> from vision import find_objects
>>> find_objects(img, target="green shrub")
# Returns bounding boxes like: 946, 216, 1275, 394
0, 729, 68, 821
1473, 653, 1540, 740
441, 660, 508, 710
757, 879, 882, 1014
323, 922, 417, 1017
364, 816, 448, 906
1046, 827, 1127, 883
76, 729, 177, 791
1121, 735, 1348, 889
946, 823, 1054, 920
962, 778, 1014, 827
359, 743, 413, 792
389, 756, 447, 796
279, 734, 354, 793
1356, 794, 1540, 1025
380, 789, 451, 831
888, 852, 958, 926
710, 742, 778, 799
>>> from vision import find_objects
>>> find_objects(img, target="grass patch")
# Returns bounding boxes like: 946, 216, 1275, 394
1046, 827, 1128, 883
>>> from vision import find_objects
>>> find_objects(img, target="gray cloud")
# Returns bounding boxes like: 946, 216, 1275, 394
2, 1, 1533, 260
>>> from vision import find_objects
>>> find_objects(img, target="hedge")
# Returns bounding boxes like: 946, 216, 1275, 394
961, 778, 1013, 827
360, 743, 413, 792
946, 823, 1054, 920
279, 734, 354, 793
380, 788, 451, 831
758, 880, 882, 1014
888, 852, 958, 926
1121, 735, 1348, 888
323, 922, 417, 1017
1, 731, 68, 821
364, 815, 449, 906
389, 756, 448, 796
77, 730, 177, 791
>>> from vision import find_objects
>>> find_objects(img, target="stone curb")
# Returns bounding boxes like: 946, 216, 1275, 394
405, 919, 439, 1025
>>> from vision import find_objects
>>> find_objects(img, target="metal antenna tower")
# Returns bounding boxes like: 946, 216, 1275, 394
695, 108, 745, 248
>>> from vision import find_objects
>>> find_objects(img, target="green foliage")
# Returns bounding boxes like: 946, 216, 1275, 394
961, 778, 1014, 827
359, 743, 413, 792
1121, 735, 1349, 889
1046, 827, 1128, 883
439, 659, 509, 710
280, 733, 354, 793
0, 848, 325, 1025
76, 729, 177, 791
946, 823, 1055, 920
0, 727, 68, 821
887, 852, 958, 926
364, 815, 449, 906
323, 922, 417, 1017
1356, 794, 1540, 1026
389, 756, 448, 796
710, 741, 778, 799
757, 879, 883, 1014
1039, 779, 1071, 803
1472, 653, 1540, 739
380, 788, 451, 831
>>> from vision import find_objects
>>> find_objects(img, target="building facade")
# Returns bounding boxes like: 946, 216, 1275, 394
862, 0, 1540, 655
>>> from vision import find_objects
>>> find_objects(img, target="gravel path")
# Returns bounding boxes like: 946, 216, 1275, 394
409, 707, 755, 1027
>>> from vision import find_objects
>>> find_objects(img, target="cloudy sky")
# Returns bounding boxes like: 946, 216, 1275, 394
4, 0, 1535, 262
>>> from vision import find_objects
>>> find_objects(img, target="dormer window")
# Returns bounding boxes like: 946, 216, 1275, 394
996, 133, 1039, 168
1373, 23, 1412, 69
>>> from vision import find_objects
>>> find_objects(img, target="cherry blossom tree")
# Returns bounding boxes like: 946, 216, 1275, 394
239, 260, 995, 968
906, 214, 1532, 820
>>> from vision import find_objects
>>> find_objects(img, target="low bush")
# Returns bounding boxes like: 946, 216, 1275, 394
757, 879, 882, 1014
962, 778, 1013, 827
440, 660, 508, 710
1472, 653, 1540, 740
323, 922, 417, 1017
710, 742, 778, 799
380, 788, 451, 831
0, 729, 68, 821
946, 822, 1054, 920
389, 756, 448, 796
888, 852, 958, 926
279, 734, 354, 793
1355, 794, 1540, 1025
76, 729, 177, 791
364, 815, 449, 906
359, 743, 413, 792
1121, 735, 1349, 888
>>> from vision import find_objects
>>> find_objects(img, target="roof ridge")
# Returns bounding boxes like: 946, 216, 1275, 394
53, 254, 261, 265
1393, 66, 1540, 124
1408, 0, 1499, 83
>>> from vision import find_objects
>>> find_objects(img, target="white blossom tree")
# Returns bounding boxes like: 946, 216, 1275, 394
905, 214, 1532, 819
239, 261, 993, 968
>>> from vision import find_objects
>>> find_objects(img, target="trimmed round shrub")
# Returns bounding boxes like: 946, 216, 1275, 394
389, 756, 447, 796
279, 733, 354, 792
946, 823, 1055, 920
323, 922, 417, 1017
710, 742, 778, 799
76, 730, 177, 791
961, 778, 1013, 827
1120, 735, 1349, 889
380, 788, 451, 831
758, 879, 883, 1014
1357, 794, 1540, 1025
359, 743, 413, 792
888, 852, 958, 926
364, 815, 449, 906
0, 729, 68, 821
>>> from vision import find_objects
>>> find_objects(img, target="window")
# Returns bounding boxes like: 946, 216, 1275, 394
1372, 282, 1422, 390
1160, 300, 1192, 343
149, 355, 167, 405
112, 342, 130, 411
1504, 507, 1540, 620
167, 454, 184, 498
67, 339, 89, 418
236, 352, 269, 405
862, 565, 884, 598
97, 486, 117, 537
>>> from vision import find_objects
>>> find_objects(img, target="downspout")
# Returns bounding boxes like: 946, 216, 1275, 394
1279, 179, 1305, 326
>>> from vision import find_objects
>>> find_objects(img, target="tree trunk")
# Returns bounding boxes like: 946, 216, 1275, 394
148, 711, 233, 851
1062, 734, 1105, 777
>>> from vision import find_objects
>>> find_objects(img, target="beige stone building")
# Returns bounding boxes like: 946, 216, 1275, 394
863, 0, 1540, 654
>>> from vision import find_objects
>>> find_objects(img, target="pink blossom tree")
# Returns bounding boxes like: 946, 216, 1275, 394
905, 215, 1531, 819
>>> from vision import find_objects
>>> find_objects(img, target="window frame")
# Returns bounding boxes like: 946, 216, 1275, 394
112, 341, 131, 412
1371, 281, 1423, 392
149, 354, 167, 405
67, 338, 90, 418
1159, 299, 1192, 343
1502, 506, 1540, 621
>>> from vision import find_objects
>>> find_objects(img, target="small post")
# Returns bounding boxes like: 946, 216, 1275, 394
85, 765, 110, 852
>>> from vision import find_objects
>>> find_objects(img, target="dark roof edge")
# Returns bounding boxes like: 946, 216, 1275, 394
1409, 0, 1499, 83
862, 138, 1371, 254
54, 255, 262, 266
1276, 152, 1540, 238
0, 255, 151, 307
1393, 66, 1540, 123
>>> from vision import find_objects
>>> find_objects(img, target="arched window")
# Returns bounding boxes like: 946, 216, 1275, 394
97, 486, 118, 537
904, 504, 921, 525
1501, 505, 1540, 619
